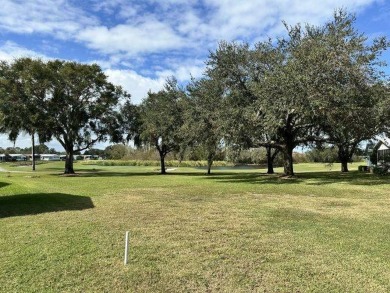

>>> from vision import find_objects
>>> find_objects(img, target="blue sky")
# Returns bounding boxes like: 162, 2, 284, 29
1, 0, 390, 150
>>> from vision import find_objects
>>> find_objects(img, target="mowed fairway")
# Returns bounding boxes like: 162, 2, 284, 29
0, 162, 389, 292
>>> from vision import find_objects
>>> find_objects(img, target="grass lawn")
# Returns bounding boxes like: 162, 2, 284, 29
0, 161, 389, 292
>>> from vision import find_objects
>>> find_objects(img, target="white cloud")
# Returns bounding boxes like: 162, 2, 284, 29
77, 19, 185, 56
105, 69, 166, 104
0, 0, 96, 38
91, 0, 138, 19
0, 0, 381, 64
74, 0, 380, 63
202, 0, 380, 41
0, 41, 49, 62
105, 59, 206, 104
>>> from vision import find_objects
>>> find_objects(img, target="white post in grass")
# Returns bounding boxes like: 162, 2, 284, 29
124, 231, 130, 265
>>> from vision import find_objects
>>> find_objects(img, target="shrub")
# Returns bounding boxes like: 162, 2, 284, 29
293, 152, 309, 163
306, 147, 338, 163
372, 164, 390, 176
229, 148, 284, 166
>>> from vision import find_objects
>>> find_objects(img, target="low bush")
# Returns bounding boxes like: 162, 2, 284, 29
372, 164, 390, 176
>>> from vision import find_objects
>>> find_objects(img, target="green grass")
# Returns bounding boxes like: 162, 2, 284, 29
80, 159, 232, 167
0, 162, 389, 292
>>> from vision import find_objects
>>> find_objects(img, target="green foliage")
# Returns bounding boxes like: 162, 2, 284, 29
306, 11, 388, 171
206, 42, 259, 149
0, 144, 55, 155
205, 10, 388, 175
119, 100, 141, 144
0, 58, 53, 170
0, 59, 132, 174
0, 58, 51, 141
22, 144, 56, 155
306, 145, 363, 164
184, 144, 226, 162
372, 164, 390, 175
293, 152, 310, 163
83, 148, 105, 157
104, 144, 130, 160
139, 78, 186, 173
379, 94, 390, 136
45, 60, 130, 173
185, 77, 227, 173
306, 147, 339, 163
46, 61, 128, 150
226, 147, 283, 165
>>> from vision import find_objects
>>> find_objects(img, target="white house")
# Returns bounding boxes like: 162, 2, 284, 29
82, 155, 99, 160
9, 154, 27, 161
378, 137, 390, 164
40, 154, 61, 161
59, 155, 83, 161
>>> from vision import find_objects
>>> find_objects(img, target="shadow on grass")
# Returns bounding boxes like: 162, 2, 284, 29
0, 182, 10, 189
198, 170, 389, 186
46, 164, 265, 177
0, 193, 94, 218
67, 170, 300, 185
45, 168, 389, 186
56, 171, 210, 178
298, 171, 390, 186
204, 172, 303, 185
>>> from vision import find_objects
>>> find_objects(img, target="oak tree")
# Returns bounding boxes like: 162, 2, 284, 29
46, 60, 128, 174
139, 78, 185, 174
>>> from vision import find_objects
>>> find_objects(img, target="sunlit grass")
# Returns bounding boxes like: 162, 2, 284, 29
0, 162, 389, 292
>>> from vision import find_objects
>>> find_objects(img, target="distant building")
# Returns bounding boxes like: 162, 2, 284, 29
378, 137, 390, 165
27, 154, 41, 161
8, 154, 27, 161
82, 155, 99, 160
40, 154, 61, 161
59, 155, 88, 161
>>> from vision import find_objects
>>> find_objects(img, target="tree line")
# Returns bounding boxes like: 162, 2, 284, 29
1, 10, 389, 175
0, 144, 57, 156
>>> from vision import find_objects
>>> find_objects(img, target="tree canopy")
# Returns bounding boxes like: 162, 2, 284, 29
0, 58, 51, 170
185, 77, 226, 174
203, 10, 389, 175
0, 59, 132, 174
138, 78, 185, 174
45, 60, 130, 174
0, 9, 389, 176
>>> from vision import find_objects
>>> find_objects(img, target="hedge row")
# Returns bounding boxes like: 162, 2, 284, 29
81, 160, 232, 167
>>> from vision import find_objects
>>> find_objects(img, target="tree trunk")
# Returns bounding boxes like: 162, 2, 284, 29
283, 145, 294, 176
266, 147, 274, 174
338, 145, 353, 173
266, 146, 279, 174
341, 160, 349, 172
159, 151, 166, 174
64, 150, 75, 174
31, 134, 36, 171
207, 154, 214, 175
